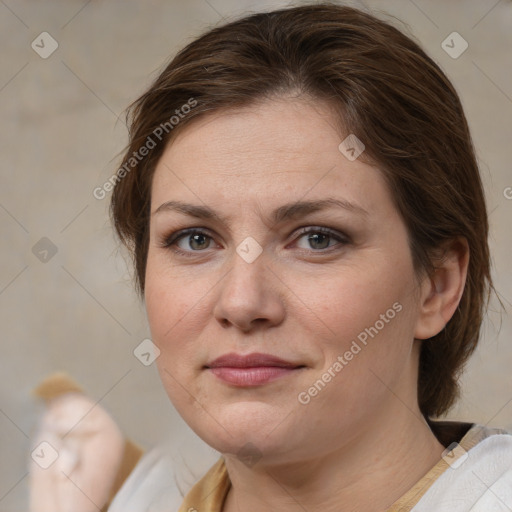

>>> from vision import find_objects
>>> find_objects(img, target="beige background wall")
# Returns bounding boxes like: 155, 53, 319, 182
1, 0, 511, 509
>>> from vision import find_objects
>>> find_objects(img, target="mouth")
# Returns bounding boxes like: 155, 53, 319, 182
204, 352, 306, 387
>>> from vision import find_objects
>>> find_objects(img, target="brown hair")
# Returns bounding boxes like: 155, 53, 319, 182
110, 3, 496, 419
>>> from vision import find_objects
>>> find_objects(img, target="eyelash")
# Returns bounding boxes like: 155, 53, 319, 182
158, 226, 349, 257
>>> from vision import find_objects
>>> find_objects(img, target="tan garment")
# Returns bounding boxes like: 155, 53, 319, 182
177, 421, 487, 512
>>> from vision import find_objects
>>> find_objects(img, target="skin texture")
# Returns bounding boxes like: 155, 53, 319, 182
144, 96, 469, 512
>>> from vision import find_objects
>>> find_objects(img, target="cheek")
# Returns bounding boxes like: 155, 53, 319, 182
144, 258, 213, 387
292, 256, 417, 373
145, 275, 202, 411
145, 257, 197, 339
291, 261, 402, 333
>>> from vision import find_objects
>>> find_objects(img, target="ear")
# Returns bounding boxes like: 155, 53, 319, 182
414, 237, 469, 340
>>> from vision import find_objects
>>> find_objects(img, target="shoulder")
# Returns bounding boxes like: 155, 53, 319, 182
413, 423, 512, 512
108, 441, 222, 512
107, 445, 185, 512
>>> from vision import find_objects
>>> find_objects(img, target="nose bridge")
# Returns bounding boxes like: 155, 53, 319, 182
224, 240, 268, 297
214, 240, 284, 330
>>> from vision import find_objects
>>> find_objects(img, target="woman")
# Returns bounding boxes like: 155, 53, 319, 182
109, 3, 512, 511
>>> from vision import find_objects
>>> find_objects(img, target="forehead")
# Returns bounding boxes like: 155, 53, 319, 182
150, 97, 390, 219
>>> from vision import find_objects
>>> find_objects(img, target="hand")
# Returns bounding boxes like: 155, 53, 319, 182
29, 392, 125, 512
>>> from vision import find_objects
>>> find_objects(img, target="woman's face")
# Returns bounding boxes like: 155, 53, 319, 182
145, 97, 430, 463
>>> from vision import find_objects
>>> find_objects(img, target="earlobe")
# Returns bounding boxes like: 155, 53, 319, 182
414, 237, 469, 340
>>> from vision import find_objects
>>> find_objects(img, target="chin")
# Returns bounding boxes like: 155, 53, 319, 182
186, 401, 296, 459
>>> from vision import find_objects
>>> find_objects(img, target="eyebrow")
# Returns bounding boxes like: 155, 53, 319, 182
152, 198, 368, 225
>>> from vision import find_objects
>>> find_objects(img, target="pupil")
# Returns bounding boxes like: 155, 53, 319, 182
309, 233, 329, 250
190, 234, 208, 250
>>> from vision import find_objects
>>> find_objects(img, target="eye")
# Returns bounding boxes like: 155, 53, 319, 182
159, 228, 218, 255
158, 226, 349, 257
177, 231, 212, 251
292, 227, 348, 251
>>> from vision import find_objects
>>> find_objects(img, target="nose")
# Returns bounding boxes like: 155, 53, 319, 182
213, 248, 285, 332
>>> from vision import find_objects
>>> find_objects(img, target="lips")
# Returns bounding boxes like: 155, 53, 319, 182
205, 352, 305, 386
207, 352, 300, 369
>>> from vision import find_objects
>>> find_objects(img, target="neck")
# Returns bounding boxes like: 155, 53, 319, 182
222, 404, 445, 512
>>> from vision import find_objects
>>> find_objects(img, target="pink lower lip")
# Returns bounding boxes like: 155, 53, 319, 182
208, 366, 301, 386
